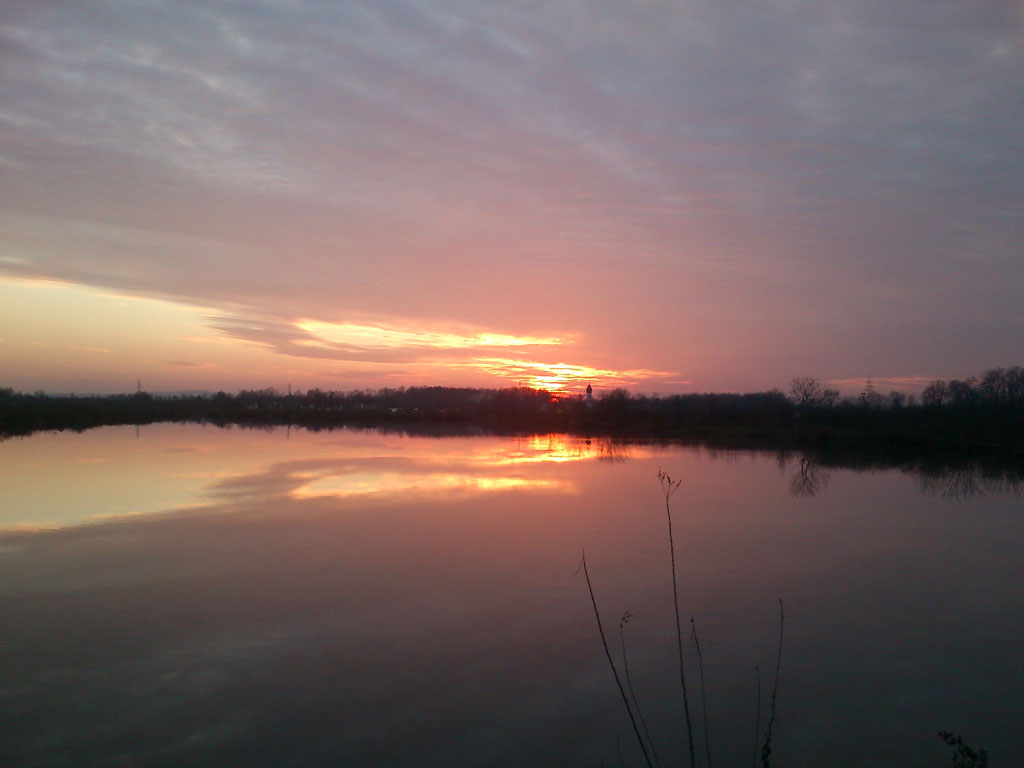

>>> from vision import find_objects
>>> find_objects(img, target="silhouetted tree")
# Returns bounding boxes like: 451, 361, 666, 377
979, 366, 1024, 407
790, 376, 824, 407
820, 388, 840, 407
947, 378, 977, 406
922, 379, 948, 406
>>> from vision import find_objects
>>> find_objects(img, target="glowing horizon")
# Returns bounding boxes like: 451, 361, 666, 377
467, 357, 681, 392
1, 2, 1021, 394
0, 277, 682, 394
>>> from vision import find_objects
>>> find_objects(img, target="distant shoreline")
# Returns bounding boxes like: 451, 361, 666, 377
3, 386, 1022, 462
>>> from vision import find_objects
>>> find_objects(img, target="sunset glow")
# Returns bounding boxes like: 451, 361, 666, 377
469, 357, 679, 392
295, 319, 565, 351
290, 472, 565, 500
3, 6, 1023, 763
0, 426, 615, 530
1, 2, 1021, 394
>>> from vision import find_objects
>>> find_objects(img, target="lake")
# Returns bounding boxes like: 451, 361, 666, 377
1, 424, 1021, 767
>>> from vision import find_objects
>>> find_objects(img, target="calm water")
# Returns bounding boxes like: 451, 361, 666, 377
1, 424, 1021, 767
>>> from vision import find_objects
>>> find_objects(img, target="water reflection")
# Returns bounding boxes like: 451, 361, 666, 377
292, 470, 564, 500
772, 450, 1024, 500
916, 466, 1024, 500
1, 427, 1023, 766
200, 434, 649, 506
787, 457, 831, 498
0, 428, 642, 530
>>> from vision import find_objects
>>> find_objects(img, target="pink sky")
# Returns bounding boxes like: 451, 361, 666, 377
1, 1, 1022, 395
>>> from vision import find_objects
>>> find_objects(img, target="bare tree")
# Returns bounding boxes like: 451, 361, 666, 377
790, 376, 823, 407
921, 379, 948, 406
820, 388, 840, 407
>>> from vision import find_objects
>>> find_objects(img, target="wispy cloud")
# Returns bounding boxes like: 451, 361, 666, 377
207, 313, 565, 361
1, 0, 1021, 392
827, 376, 945, 394
204, 309, 672, 390
296, 319, 564, 351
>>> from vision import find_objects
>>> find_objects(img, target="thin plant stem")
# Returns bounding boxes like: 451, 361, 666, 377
620, 612, 661, 768
760, 599, 784, 768
690, 615, 712, 768
659, 469, 696, 768
579, 551, 655, 768
752, 664, 761, 768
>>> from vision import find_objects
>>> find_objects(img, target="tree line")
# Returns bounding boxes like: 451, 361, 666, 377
1, 367, 1021, 454
790, 367, 1024, 410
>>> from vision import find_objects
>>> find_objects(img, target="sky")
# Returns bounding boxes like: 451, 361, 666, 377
1, 0, 1022, 396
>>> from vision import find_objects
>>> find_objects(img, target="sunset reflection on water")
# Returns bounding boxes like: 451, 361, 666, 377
0, 426, 649, 529
1, 425, 1022, 767
290, 471, 564, 500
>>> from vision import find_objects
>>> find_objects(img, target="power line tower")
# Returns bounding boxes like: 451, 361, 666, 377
861, 375, 875, 406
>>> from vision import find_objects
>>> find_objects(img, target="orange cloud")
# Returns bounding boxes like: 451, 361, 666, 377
295, 319, 564, 351
467, 356, 678, 391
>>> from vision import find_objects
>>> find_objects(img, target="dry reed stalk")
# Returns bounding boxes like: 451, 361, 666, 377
760, 599, 784, 768
752, 664, 761, 768
690, 615, 712, 768
579, 551, 655, 768
620, 611, 661, 768
658, 468, 696, 768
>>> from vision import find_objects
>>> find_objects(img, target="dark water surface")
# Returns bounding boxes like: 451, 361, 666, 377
1, 425, 1021, 767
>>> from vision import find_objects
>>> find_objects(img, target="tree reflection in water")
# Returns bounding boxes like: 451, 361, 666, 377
776, 450, 1023, 501
917, 466, 1023, 500
789, 458, 830, 498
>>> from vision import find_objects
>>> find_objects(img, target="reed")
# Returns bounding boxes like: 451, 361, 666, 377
760, 599, 784, 768
658, 469, 696, 768
621, 611, 661, 768
583, 473, 786, 767
583, 473, 992, 766
690, 615, 712, 768
752, 665, 761, 768
578, 550, 656, 768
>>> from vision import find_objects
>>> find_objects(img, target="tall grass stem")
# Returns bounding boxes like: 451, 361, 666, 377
579, 551, 655, 768
691, 615, 712, 768
621, 612, 661, 768
760, 599, 784, 768
659, 469, 696, 768
752, 664, 761, 768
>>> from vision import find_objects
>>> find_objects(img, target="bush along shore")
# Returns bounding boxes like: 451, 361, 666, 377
2, 368, 1022, 456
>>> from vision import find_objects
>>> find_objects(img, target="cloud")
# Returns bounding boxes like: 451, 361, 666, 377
295, 319, 564, 351
827, 375, 945, 395
199, 307, 669, 390
469, 357, 678, 391
206, 313, 564, 361
0, 0, 1021, 391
